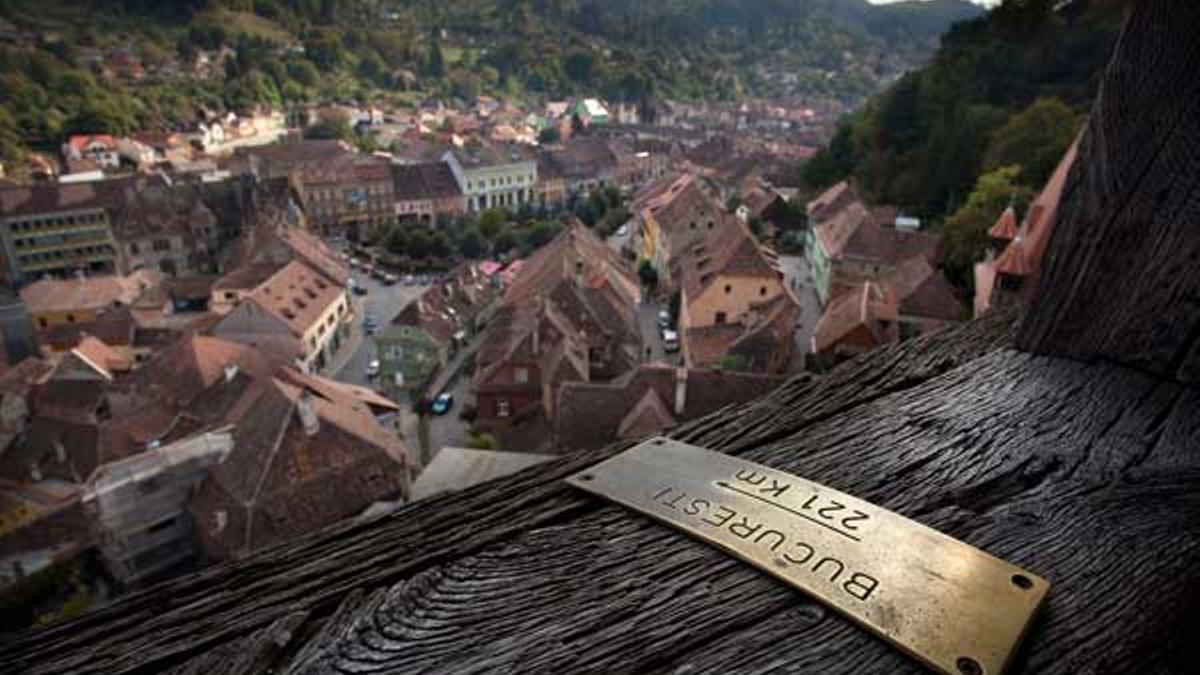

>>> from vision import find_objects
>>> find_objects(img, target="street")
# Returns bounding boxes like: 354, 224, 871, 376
425, 373, 473, 458
329, 273, 428, 387
637, 300, 681, 366
778, 255, 822, 369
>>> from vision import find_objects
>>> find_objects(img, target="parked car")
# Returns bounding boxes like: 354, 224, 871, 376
617, 224, 629, 237
662, 329, 679, 353
431, 391, 454, 416
363, 314, 378, 335
657, 310, 671, 329
366, 359, 381, 379
403, 274, 416, 286
349, 278, 367, 296
383, 273, 398, 285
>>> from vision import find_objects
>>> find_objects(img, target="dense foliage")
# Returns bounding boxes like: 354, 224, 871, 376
800, 0, 1128, 290
0, 0, 980, 164
804, 0, 1126, 219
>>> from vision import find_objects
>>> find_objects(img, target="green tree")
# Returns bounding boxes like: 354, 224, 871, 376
637, 259, 658, 289
940, 165, 1034, 289
521, 221, 561, 253
0, 107, 25, 164
465, 432, 497, 450
984, 97, 1082, 189
478, 209, 507, 239
427, 38, 445, 79
718, 354, 750, 372
304, 110, 353, 141
493, 228, 517, 255
458, 227, 485, 259
564, 49, 595, 83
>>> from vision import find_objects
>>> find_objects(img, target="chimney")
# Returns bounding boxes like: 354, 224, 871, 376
297, 392, 320, 436
674, 367, 688, 416
224, 364, 239, 383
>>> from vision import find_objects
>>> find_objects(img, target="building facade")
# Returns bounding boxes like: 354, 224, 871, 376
0, 182, 121, 284
443, 147, 538, 213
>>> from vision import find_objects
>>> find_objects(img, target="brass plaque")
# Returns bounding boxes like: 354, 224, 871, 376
566, 438, 1048, 675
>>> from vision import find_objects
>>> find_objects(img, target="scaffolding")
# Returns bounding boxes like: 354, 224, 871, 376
82, 428, 233, 585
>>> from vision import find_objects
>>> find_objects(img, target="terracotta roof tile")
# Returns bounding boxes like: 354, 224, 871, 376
989, 205, 1020, 241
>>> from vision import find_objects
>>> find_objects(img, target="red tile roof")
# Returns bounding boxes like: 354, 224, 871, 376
678, 219, 781, 302
246, 260, 344, 338
812, 282, 898, 355
807, 181, 858, 222
989, 205, 1020, 241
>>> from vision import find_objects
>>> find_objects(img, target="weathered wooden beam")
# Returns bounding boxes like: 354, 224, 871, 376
0, 311, 1018, 674
1019, 0, 1200, 383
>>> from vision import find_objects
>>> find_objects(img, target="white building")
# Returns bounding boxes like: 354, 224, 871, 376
443, 146, 538, 213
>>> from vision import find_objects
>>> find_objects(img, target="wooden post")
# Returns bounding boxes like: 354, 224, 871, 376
1019, 0, 1200, 383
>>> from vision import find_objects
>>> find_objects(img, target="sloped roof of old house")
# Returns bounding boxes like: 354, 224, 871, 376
546, 137, 618, 180
110, 333, 412, 558
812, 282, 898, 355
806, 180, 858, 222
392, 162, 462, 201
70, 336, 131, 378
893, 256, 964, 322
19, 275, 140, 316
245, 260, 344, 338
554, 365, 784, 451
814, 200, 869, 259
273, 226, 351, 287
995, 138, 1081, 283
411, 447, 554, 501
679, 219, 781, 302
616, 388, 677, 440
989, 205, 1020, 241
841, 209, 940, 264
107, 175, 216, 243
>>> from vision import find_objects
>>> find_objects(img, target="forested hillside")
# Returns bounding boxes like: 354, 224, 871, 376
0, 0, 979, 164
802, 0, 1129, 287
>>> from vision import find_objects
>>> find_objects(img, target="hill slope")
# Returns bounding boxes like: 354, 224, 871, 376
0, 0, 980, 164
802, 0, 1130, 287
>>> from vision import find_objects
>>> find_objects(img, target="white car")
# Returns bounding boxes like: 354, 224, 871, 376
662, 329, 679, 353
366, 359, 381, 378
617, 224, 629, 237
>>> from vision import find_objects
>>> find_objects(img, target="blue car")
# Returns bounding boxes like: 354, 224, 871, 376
430, 392, 454, 415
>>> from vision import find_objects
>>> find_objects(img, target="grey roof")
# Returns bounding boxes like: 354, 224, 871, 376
411, 447, 554, 500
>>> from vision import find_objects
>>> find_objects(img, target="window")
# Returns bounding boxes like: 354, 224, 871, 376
715, 312, 727, 325
690, 221, 696, 230
152, 239, 170, 251
724, 284, 732, 294
514, 367, 529, 384
497, 399, 511, 418
707, 221, 714, 229
66, 314, 76, 323
760, 286, 767, 296
130, 243, 140, 255
38, 318, 47, 329
224, 291, 237, 301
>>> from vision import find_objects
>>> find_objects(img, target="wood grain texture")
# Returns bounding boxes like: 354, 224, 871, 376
1018, 0, 1200, 383
2, 308, 1199, 675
